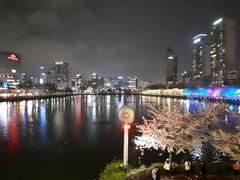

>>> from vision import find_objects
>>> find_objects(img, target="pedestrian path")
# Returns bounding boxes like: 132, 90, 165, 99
150, 175, 234, 180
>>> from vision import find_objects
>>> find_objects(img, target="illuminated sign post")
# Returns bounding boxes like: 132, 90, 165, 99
118, 105, 134, 168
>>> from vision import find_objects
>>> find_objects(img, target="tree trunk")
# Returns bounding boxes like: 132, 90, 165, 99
169, 152, 172, 163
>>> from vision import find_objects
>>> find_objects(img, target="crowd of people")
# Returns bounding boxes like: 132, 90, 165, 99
151, 158, 240, 180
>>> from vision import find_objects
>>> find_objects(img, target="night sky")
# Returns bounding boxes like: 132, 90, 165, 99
0, 0, 239, 83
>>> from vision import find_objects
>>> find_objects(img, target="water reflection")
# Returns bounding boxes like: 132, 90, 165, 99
0, 102, 8, 139
53, 101, 64, 139
73, 97, 82, 138
7, 118, 19, 157
0, 95, 239, 178
38, 101, 47, 146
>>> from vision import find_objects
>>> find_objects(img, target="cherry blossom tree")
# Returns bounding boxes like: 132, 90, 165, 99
211, 129, 240, 160
134, 102, 240, 160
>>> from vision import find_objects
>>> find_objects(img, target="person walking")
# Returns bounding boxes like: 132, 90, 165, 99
152, 167, 158, 180
184, 160, 191, 179
195, 158, 201, 178
164, 159, 171, 179
156, 167, 161, 180
233, 160, 240, 179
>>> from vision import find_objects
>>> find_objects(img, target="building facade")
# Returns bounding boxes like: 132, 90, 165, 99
72, 74, 84, 91
210, 18, 237, 86
0, 51, 21, 89
192, 34, 211, 83
180, 70, 192, 86
165, 47, 178, 87
127, 76, 138, 90
47, 62, 71, 90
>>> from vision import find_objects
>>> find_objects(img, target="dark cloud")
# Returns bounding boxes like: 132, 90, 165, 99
0, 0, 240, 82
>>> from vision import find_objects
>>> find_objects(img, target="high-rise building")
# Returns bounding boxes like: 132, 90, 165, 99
0, 51, 21, 89
72, 74, 84, 91
210, 18, 237, 86
111, 76, 124, 89
39, 66, 47, 85
192, 34, 211, 82
127, 76, 138, 90
91, 73, 98, 90
165, 47, 178, 87
181, 70, 192, 86
47, 62, 71, 90
104, 78, 112, 89
97, 77, 104, 89
91, 73, 104, 91
138, 80, 150, 90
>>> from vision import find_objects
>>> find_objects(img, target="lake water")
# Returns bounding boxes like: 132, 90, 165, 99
0, 95, 237, 179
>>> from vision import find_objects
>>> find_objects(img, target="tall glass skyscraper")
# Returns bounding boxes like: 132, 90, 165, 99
165, 47, 178, 87
47, 62, 71, 90
210, 18, 237, 86
192, 34, 211, 83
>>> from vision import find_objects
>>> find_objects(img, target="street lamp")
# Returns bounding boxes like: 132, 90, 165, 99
118, 105, 134, 169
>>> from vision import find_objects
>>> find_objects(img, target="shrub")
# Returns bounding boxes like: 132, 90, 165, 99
126, 161, 233, 179
205, 162, 232, 174
99, 160, 127, 180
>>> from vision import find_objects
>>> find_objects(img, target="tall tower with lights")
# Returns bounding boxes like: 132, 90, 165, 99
210, 18, 237, 86
192, 34, 211, 83
165, 47, 178, 87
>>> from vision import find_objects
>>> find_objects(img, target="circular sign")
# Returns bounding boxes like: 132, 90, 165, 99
118, 105, 134, 124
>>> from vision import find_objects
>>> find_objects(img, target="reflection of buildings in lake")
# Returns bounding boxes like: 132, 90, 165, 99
0, 102, 9, 138
87, 95, 97, 122
181, 99, 205, 114
1, 95, 240, 173
27, 101, 34, 122
19, 101, 27, 137
117, 95, 124, 109
38, 102, 47, 146
53, 106, 64, 139
74, 98, 82, 138
7, 119, 20, 157
86, 95, 98, 143
26, 101, 36, 144
183, 99, 190, 113
105, 95, 111, 121
0, 102, 20, 157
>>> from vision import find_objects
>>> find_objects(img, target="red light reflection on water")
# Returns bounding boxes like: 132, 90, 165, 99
74, 101, 82, 138
7, 120, 20, 159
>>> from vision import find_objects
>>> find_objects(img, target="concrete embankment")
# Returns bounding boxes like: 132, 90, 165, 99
1, 92, 240, 105
0, 93, 75, 102
0, 92, 136, 102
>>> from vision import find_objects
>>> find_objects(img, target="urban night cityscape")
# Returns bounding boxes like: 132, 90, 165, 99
1, 0, 240, 179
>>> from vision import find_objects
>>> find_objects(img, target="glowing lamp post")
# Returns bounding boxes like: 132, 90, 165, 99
118, 105, 134, 168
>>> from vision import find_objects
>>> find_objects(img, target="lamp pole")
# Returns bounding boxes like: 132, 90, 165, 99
118, 105, 134, 169
123, 124, 130, 166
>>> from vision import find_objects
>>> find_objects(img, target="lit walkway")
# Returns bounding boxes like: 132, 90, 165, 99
149, 175, 234, 180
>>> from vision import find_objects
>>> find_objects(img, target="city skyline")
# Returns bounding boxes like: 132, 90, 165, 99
0, 0, 239, 83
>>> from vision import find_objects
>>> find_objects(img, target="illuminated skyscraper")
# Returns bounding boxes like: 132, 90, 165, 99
39, 66, 46, 85
0, 51, 21, 88
165, 47, 178, 87
192, 34, 211, 82
73, 74, 84, 91
111, 76, 124, 89
91, 73, 98, 89
210, 18, 237, 86
47, 62, 71, 89
127, 76, 138, 90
